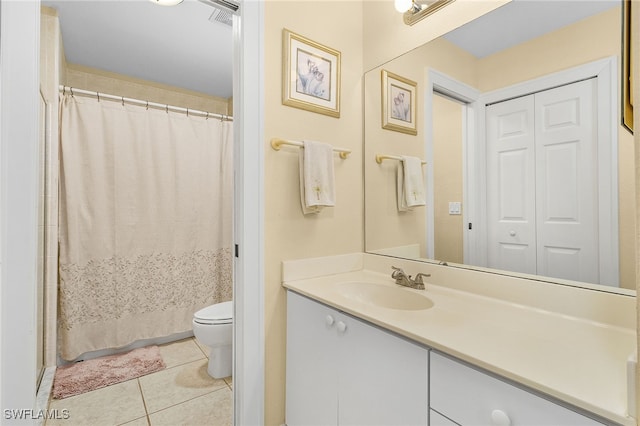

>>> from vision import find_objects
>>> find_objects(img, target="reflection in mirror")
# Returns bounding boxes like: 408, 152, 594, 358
364, 0, 636, 294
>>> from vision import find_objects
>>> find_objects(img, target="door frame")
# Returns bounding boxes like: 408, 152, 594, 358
476, 56, 619, 286
0, 0, 41, 414
233, 2, 265, 424
424, 69, 480, 263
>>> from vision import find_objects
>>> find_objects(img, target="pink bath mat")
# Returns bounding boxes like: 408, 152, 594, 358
52, 345, 166, 399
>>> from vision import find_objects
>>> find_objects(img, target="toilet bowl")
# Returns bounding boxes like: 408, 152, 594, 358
192, 301, 232, 379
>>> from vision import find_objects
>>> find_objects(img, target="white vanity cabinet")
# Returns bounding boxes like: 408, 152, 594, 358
430, 352, 606, 425
286, 291, 429, 426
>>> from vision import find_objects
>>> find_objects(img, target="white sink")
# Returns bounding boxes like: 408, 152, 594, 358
337, 281, 434, 311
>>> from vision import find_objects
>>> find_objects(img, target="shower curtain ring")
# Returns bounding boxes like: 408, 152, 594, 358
186, 108, 189, 117
145, 101, 149, 110
70, 88, 74, 98
121, 97, 125, 107
166, 105, 169, 114
96, 92, 100, 102
206, 112, 209, 120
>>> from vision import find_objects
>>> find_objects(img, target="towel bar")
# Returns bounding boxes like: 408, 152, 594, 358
270, 138, 351, 159
376, 154, 426, 165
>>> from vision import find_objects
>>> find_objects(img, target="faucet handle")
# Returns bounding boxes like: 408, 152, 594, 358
413, 272, 431, 285
391, 266, 406, 279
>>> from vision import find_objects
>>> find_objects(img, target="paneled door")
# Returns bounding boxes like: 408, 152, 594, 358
486, 94, 537, 275
486, 79, 599, 283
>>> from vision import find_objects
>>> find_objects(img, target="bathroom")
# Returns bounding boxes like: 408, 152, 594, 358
1, 0, 639, 425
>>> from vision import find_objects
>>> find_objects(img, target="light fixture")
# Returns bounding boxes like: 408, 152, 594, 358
148, 0, 184, 6
394, 0, 413, 13
398, 0, 455, 26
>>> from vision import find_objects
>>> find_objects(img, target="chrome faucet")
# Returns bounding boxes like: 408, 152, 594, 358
391, 266, 430, 290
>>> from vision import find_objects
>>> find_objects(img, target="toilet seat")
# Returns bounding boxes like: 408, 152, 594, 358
194, 301, 232, 325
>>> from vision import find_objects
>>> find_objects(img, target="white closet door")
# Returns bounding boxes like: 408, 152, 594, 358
534, 78, 599, 283
486, 95, 537, 274
486, 79, 599, 283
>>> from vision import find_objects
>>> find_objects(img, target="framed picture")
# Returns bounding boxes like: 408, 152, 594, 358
622, 0, 634, 133
282, 29, 341, 118
381, 70, 417, 135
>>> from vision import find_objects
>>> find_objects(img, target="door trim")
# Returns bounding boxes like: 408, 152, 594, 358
233, 2, 265, 424
477, 57, 619, 286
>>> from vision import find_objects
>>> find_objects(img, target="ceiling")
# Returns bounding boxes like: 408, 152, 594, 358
42, 0, 620, 100
42, 0, 234, 99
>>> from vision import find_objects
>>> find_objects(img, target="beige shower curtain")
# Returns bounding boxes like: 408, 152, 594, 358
58, 93, 233, 360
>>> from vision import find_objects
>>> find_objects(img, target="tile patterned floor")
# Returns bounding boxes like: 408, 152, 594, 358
46, 338, 232, 426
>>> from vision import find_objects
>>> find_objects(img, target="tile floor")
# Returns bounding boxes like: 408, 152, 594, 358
46, 338, 232, 426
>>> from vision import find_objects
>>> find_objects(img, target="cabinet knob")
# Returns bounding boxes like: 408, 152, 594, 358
336, 321, 347, 334
325, 315, 335, 327
509, 230, 516, 237
491, 409, 511, 426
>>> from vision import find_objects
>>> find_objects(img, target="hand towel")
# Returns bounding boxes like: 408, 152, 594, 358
396, 165, 411, 212
397, 155, 425, 211
299, 140, 335, 215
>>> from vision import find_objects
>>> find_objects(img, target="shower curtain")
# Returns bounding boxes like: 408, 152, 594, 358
58, 93, 233, 360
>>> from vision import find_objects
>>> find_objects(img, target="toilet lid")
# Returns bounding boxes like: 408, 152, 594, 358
194, 301, 232, 324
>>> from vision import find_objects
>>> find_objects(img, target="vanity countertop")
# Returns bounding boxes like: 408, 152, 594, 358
283, 269, 636, 425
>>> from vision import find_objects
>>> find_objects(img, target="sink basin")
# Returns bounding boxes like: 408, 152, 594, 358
337, 281, 434, 311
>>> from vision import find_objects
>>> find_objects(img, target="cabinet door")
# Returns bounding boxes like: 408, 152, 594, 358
286, 292, 338, 426
430, 352, 604, 425
338, 313, 428, 425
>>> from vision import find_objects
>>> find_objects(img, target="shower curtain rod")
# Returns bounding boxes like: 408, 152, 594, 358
59, 85, 233, 121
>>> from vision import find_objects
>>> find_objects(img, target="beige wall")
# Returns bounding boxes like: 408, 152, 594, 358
64, 63, 232, 116
264, 1, 364, 423
433, 94, 464, 264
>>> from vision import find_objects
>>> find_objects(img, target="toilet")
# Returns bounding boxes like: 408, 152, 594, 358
192, 301, 232, 379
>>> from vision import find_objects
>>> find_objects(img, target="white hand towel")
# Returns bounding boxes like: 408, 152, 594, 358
397, 165, 411, 212
398, 155, 425, 211
299, 140, 335, 215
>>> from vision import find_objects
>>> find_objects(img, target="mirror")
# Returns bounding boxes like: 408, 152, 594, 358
364, 0, 636, 294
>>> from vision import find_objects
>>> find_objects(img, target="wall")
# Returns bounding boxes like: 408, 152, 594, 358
263, 1, 364, 423
433, 94, 464, 264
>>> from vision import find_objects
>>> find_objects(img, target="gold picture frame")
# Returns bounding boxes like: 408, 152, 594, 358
282, 29, 341, 118
622, 0, 634, 133
381, 70, 417, 135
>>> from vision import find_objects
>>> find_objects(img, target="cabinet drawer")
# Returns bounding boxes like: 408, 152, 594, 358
430, 352, 604, 425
